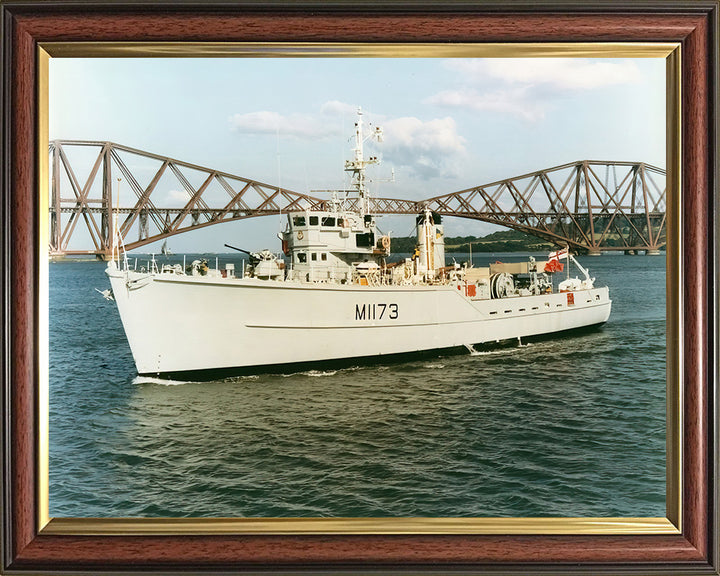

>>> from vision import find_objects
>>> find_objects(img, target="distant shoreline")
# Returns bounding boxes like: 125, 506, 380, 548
389, 229, 553, 254
50, 226, 665, 261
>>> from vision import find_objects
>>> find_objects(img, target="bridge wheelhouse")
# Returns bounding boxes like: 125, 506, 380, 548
281, 209, 390, 284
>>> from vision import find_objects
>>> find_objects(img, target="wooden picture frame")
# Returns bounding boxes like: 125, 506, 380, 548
1, 1, 717, 573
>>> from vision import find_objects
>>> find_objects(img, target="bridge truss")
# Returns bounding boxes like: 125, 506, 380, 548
49, 141, 666, 258
423, 160, 666, 254
49, 140, 327, 257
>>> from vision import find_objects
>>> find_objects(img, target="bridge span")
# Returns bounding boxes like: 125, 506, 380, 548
50, 140, 666, 259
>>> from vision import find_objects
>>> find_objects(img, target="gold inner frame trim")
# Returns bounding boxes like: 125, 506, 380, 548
37, 46, 50, 530
43, 516, 677, 536
41, 41, 679, 59
664, 45, 683, 533
37, 41, 682, 537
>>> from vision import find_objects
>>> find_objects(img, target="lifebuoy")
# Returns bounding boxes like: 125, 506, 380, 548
297, 231, 304, 240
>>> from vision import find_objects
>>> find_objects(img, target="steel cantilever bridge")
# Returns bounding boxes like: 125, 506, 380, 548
49, 140, 666, 259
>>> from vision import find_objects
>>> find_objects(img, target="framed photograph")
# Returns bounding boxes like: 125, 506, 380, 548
1, 1, 717, 574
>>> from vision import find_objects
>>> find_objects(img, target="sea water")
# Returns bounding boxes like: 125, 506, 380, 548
49, 253, 665, 518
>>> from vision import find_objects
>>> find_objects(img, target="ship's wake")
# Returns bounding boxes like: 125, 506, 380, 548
468, 343, 532, 356
132, 375, 195, 386
282, 370, 339, 378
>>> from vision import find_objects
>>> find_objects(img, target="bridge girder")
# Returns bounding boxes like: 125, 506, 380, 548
49, 140, 326, 256
49, 141, 666, 257
423, 160, 666, 253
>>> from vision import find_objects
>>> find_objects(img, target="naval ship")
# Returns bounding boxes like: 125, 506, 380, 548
105, 110, 612, 377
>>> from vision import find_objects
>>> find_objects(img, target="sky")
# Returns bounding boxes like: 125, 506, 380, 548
49, 57, 666, 253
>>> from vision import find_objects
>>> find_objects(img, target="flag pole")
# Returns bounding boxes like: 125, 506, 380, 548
566, 244, 570, 281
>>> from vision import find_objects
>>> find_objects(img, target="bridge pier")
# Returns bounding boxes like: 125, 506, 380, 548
586, 249, 602, 256
645, 249, 662, 255
624, 250, 637, 256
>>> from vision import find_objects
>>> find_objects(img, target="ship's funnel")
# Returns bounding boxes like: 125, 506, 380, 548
416, 209, 445, 279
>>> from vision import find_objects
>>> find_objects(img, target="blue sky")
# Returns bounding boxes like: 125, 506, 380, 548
50, 57, 666, 252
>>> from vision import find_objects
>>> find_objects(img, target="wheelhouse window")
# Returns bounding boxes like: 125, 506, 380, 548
309, 216, 319, 226
311, 253, 317, 261
356, 232, 374, 248
297, 253, 307, 263
321, 216, 336, 227
321, 253, 328, 261
293, 216, 306, 227
337, 218, 344, 227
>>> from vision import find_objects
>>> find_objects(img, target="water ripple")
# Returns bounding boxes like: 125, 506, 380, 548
49, 256, 666, 518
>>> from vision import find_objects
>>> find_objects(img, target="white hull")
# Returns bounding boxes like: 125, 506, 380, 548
107, 264, 612, 376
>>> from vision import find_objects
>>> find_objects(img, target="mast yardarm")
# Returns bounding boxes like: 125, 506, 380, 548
344, 107, 383, 216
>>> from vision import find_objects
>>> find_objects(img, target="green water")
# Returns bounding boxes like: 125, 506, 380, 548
49, 253, 665, 517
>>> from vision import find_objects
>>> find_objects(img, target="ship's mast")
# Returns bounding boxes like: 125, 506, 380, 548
344, 107, 382, 217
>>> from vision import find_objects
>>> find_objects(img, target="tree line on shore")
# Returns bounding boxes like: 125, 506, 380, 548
390, 228, 554, 254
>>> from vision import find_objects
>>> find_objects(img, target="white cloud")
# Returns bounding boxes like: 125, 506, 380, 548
381, 116, 466, 178
228, 103, 466, 179
166, 189, 190, 203
431, 58, 641, 121
320, 100, 357, 116
428, 87, 545, 122
229, 101, 366, 139
446, 58, 640, 91
228, 110, 340, 139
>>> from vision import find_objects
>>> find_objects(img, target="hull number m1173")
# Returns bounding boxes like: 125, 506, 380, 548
355, 303, 399, 320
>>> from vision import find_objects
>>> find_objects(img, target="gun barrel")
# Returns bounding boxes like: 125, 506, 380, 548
224, 243, 252, 256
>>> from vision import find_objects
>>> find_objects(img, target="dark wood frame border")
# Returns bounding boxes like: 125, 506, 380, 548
1, 1, 717, 574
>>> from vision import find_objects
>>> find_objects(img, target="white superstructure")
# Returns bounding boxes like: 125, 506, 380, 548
105, 109, 612, 377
